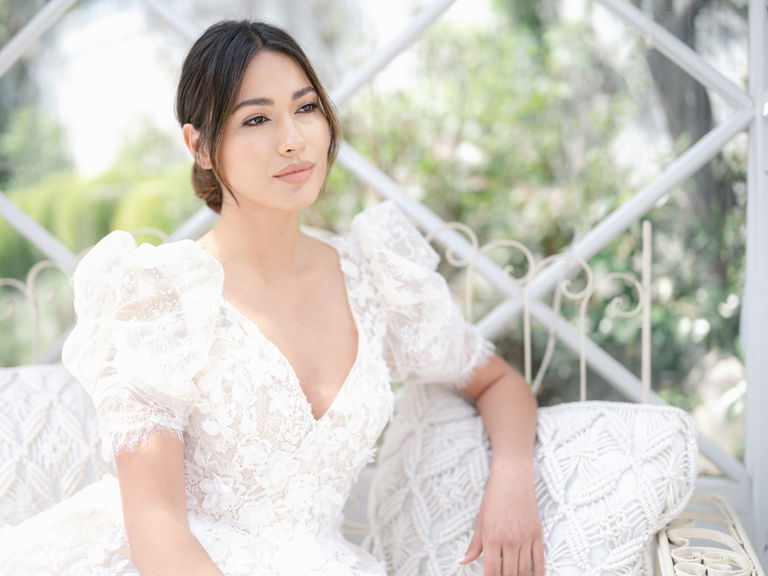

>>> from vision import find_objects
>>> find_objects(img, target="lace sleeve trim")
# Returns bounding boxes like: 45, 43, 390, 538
454, 333, 496, 390
110, 427, 185, 458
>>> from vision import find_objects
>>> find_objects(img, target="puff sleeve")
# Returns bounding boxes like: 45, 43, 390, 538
62, 231, 223, 460
349, 201, 494, 388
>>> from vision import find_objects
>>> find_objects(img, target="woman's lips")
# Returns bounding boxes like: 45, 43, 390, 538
274, 161, 315, 184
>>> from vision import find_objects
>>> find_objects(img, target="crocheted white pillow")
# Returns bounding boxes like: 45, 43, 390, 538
0, 364, 112, 528
367, 383, 698, 576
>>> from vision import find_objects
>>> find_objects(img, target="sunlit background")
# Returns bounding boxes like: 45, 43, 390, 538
0, 0, 750, 470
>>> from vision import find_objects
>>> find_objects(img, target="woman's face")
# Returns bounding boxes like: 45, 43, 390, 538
217, 50, 330, 214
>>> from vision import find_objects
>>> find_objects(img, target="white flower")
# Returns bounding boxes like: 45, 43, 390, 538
238, 442, 268, 467
200, 477, 240, 510
202, 419, 220, 436
240, 498, 275, 527
263, 452, 294, 489
286, 475, 320, 510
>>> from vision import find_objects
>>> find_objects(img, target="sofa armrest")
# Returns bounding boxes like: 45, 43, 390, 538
0, 364, 113, 528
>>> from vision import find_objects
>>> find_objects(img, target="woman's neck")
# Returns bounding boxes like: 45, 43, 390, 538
203, 203, 308, 282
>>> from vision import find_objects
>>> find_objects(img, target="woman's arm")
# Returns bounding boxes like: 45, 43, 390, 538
459, 353, 544, 576
115, 436, 224, 576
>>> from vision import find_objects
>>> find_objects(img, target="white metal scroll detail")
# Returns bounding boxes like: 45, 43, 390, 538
426, 221, 652, 404
0, 261, 69, 362
656, 494, 766, 576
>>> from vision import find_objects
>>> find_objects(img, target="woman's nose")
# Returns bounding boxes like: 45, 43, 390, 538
278, 117, 306, 155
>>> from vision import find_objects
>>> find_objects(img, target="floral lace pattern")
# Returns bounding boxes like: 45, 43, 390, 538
351, 203, 493, 388
0, 202, 491, 576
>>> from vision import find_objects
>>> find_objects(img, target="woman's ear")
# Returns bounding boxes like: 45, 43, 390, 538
182, 123, 213, 170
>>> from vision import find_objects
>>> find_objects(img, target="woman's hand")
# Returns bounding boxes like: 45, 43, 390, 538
459, 463, 544, 576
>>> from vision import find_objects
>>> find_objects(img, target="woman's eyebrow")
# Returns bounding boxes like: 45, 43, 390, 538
234, 86, 316, 112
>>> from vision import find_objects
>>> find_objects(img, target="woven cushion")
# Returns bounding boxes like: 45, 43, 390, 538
0, 364, 112, 528
367, 383, 698, 576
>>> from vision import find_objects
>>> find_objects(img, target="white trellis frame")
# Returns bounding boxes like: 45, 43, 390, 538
0, 0, 765, 565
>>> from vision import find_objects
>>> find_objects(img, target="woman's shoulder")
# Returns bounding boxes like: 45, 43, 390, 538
70, 230, 224, 322
63, 231, 224, 399
77, 230, 219, 274
344, 201, 440, 271
75, 231, 222, 289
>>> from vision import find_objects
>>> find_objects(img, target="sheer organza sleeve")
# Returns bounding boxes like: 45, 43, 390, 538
62, 231, 223, 459
349, 201, 494, 388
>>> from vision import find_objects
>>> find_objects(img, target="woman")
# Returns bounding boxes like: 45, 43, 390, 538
0, 20, 542, 576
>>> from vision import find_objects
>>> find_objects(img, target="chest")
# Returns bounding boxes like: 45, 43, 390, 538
236, 293, 357, 417
194, 240, 392, 434
192, 309, 394, 455
223, 262, 359, 410
261, 293, 357, 374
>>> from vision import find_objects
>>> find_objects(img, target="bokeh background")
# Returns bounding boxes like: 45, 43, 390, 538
0, 0, 750, 467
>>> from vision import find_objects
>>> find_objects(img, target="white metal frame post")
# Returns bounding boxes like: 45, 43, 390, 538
0, 0, 79, 78
745, 0, 768, 565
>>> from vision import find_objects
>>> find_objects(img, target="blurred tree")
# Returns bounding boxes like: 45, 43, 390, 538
0, 123, 194, 278
337, 18, 633, 244
0, 105, 72, 187
327, 13, 641, 403
487, 0, 746, 378
0, 0, 749, 447
0, 0, 52, 187
328, 0, 746, 416
636, 0, 747, 287
495, 0, 747, 282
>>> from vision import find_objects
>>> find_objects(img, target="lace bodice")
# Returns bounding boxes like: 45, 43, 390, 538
54, 201, 492, 575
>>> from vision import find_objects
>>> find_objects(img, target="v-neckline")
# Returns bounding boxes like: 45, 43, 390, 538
192, 236, 362, 424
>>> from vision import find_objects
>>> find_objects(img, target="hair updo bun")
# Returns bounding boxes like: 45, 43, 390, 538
192, 163, 223, 213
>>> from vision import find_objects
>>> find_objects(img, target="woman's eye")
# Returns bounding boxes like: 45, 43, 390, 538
244, 115, 267, 127
297, 102, 318, 114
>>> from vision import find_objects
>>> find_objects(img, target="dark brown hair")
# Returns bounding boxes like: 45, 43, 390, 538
175, 20, 341, 212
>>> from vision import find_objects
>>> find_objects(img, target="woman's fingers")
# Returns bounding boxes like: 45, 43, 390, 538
482, 543, 501, 576
463, 538, 542, 576
460, 525, 483, 565
533, 535, 545, 576
506, 544, 526, 576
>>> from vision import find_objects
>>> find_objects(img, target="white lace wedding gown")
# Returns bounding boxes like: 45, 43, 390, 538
0, 202, 492, 576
